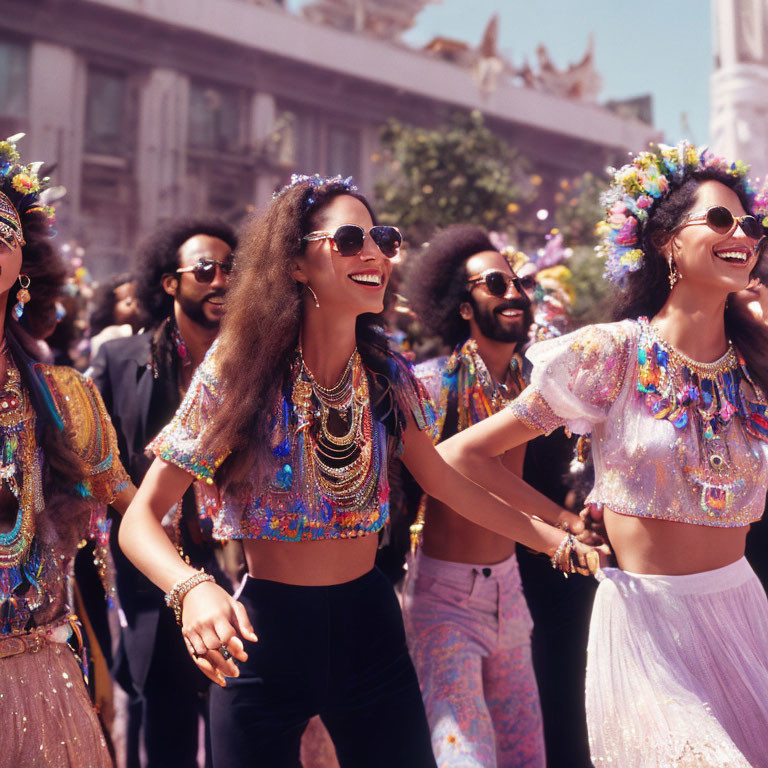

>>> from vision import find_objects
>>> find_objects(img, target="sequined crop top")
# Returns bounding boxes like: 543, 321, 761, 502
509, 319, 768, 527
149, 341, 435, 542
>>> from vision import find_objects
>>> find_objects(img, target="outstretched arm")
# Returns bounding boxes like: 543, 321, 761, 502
436, 406, 581, 531
400, 416, 587, 559
119, 458, 258, 686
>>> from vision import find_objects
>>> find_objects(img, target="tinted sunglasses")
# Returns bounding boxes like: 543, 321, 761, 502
676, 205, 766, 241
467, 269, 536, 298
303, 225, 402, 259
176, 257, 234, 284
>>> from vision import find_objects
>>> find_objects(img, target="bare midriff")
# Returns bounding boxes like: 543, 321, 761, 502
242, 534, 379, 586
422, 447, 522, 566
604, 506, 749, 575
422, 499, 518, 565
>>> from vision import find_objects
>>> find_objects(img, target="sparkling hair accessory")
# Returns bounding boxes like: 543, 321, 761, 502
273, 173, 358, 211
597, 141, 753, 284
0, 133, 58, 249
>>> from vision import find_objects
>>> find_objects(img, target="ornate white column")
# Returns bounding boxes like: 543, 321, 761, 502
711, 0, 768, 178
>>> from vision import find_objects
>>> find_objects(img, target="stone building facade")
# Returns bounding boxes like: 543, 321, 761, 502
1, 0, 659, 276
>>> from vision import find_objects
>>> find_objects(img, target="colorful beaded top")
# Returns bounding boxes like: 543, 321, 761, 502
510, 320, 768, 527
149, 340, 434, 542
0, 362, 128, 635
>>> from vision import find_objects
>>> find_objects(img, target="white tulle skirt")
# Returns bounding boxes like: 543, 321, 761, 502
586, 558, 768, 768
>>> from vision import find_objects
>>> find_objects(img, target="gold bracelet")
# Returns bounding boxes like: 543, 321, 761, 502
164, 570, 215, 625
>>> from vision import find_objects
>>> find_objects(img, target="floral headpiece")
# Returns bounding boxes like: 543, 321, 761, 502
0, 134, 56, 250
273, 173, 358, 211
597, 141, 752, 283
752, 178, 768, 226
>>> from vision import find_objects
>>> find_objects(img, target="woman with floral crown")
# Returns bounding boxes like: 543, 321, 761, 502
118, 174, 603, 767
437, 142, 768, 766
0, 134, 132, 767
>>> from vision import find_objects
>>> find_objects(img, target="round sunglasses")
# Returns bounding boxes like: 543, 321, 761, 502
302, 225, 402, 259
467, 269, 536, 298
675, 205, 766, 241
176, 257, 234, 284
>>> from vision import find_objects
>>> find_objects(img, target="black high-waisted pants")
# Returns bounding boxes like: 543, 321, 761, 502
209, 567, 437, 768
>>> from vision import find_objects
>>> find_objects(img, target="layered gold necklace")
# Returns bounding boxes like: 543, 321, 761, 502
291, 346, 379, 511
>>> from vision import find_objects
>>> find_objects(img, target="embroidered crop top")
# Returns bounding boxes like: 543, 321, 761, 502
509, 318, 768, 528
149, 341, 435, 542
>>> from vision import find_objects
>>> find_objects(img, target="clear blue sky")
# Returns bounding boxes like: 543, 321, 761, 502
289, 0, 712, 144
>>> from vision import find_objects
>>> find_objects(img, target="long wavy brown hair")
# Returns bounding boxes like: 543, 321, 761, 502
613, 167, 768, 393
208, 179, 406, 488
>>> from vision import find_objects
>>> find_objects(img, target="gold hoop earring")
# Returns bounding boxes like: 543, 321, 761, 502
307, 285, 320, 309
13, 274, 30, 319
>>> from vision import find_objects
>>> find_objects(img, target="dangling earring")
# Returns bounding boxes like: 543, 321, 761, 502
13, 274, 30, 319
667, 256, 681, 289
307, 285, 320, 309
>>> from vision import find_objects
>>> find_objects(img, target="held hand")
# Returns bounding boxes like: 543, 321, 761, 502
571, 540, 612, 577
555, 508, 585, 536
180, 581, 259, 687
578, 502, 608, 544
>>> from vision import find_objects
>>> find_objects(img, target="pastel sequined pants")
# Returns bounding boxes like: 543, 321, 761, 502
403, 551, 545, 768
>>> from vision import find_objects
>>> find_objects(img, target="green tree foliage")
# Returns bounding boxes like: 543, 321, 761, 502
374, 111, 532, 242
567, 244, 617, 327
551, 171, 608, 247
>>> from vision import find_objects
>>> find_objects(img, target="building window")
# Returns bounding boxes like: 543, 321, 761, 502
0, 40, 29, 118
85, 67, 130, 157
326, 125, 360, 179
188, 81, 243, 153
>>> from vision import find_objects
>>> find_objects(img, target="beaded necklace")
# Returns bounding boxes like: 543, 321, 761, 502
291, 347, 379, 511
434, 338, 527, 438
411, 339, 527, 552
0, 358, 38, 569
0, 353, 50, 633
637, 317, 768, 516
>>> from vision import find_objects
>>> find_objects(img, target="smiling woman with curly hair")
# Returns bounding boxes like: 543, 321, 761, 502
118, 174, 598, 768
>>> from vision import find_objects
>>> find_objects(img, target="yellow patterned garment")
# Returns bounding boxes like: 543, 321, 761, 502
509, 320, 768, 527
0, 363, 129, 633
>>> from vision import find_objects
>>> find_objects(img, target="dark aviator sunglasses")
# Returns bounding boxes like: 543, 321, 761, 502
467, 269, 536, 298
302, 224, 403, 259
176, 256, 235, 284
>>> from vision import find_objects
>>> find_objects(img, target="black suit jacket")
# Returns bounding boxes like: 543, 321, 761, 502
90, 332, 183, 691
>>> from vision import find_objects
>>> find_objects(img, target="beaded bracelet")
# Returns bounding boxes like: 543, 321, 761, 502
550, 533, 576, 577
164, 570, 215, 625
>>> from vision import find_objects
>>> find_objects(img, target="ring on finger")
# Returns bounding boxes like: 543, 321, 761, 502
183, 636, 200, 659
218, 644, 232, 661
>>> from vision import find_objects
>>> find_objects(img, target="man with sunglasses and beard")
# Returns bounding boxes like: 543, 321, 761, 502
89, 217, 238, 768
402, 224, 546, 767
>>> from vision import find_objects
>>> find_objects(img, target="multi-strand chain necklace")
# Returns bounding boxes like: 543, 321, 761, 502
291, 346, 379, 512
